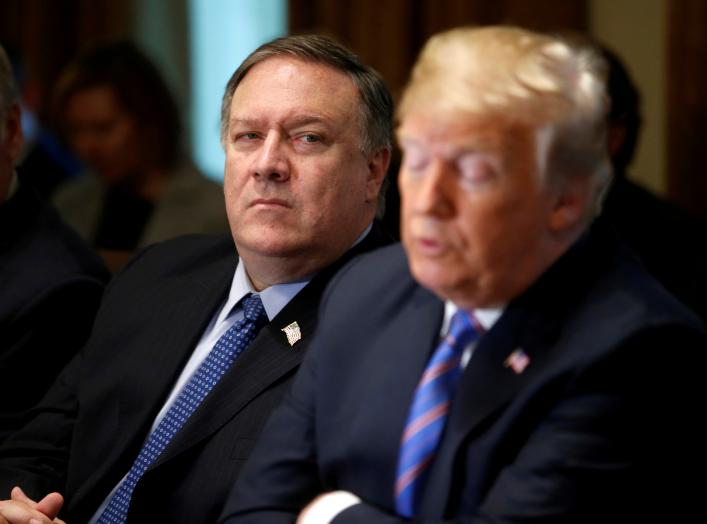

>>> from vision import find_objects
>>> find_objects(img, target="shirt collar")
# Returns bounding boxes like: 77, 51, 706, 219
353, 222, 372, 246
223, 222, 374, 323
221, 261, 311, 323
443, 300, 504, 335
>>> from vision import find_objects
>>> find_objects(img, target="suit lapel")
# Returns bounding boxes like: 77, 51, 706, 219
418, 304, 559, 516
69, 239, 238, 514
354, 285, 445, 504
153, 224, 391, 465
153, 275, 321, 464
115, 253, 235, 437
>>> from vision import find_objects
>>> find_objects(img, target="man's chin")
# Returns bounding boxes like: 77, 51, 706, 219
410, 261, 453, 295
409, 262, 484, 306
235, 236, 310, 259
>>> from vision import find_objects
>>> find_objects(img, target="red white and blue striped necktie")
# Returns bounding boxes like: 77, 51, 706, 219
395, 309, 482, 518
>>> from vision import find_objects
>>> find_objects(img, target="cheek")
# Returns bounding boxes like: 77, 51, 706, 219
302, 158, 357, 205
466, 202, 543, 268
224, 153, 246, 191
223, 171, 244, 209
222, 175, 246, 221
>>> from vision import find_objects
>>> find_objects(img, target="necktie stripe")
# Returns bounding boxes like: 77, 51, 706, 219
397, 424, 446, 474
395, 454, 434, 496
419, 354, 464, 387
401, 401, 449, 441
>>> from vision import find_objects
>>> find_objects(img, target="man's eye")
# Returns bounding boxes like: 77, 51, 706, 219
238, 132, 259, 140
300, 134, 321, 143
458, 155, 496, 186
402, 149, 429, 171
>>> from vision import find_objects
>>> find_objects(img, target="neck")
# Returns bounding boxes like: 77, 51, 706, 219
238, 223, 372, 291
239, 252, 331, 291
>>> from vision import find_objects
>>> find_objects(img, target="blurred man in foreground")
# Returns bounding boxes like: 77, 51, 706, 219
0, 34, 392, 523
221, 26, 706, 523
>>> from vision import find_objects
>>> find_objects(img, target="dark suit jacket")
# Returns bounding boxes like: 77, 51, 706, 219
221, 222, 707, 523
602, 175, 707, 321
0, 181, 108, 441
0, 224, 388, 523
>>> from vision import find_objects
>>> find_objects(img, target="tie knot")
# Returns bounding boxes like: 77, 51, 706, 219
447, 310, 482, 350
242, 293, 266, 324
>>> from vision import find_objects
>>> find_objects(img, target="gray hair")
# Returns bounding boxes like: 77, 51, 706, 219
220, 34, 393, 156
0, 44, 18, 141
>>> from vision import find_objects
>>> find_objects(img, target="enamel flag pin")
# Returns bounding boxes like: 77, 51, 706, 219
504, 349, 530, 374
281, 321, 302, 347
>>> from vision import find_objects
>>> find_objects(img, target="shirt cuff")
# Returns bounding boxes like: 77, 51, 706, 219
299, 491, 361, 524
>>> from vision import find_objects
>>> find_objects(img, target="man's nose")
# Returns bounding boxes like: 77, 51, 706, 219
414, 159, 453, 216
253, 131, 290, 181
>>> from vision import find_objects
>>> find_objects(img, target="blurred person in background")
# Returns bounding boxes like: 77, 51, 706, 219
51, 41, 228, 272
3, 44, 83, 199
599, 46, 707, 321
0, 42, 108, 442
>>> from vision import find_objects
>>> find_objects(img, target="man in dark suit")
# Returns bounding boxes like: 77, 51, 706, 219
0, 35, 392, 523
219, 26, 707, 523
0, 43, 108, 442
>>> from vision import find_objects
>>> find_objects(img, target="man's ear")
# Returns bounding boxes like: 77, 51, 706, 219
548, 177, 592, 234
365, 147, 391, 202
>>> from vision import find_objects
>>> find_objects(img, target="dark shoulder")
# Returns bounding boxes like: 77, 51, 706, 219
319, 243, 420, 315
115, 233, 236, 282
2, 186, 109, 289
600, 231, 704, 331
329, 243, 408, 290
538, 223, 706, 363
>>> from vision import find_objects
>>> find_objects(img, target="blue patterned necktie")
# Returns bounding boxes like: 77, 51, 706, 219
395, 309, 482, 518
97, 293, 267, 524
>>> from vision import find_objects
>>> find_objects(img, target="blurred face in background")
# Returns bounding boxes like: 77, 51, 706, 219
64, 85, 144, 186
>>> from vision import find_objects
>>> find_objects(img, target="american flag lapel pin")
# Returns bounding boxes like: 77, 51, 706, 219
281, 321, 302, 347
504, 349, 530, 374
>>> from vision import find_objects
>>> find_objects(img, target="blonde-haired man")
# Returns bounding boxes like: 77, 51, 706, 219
220, 26, 706, 523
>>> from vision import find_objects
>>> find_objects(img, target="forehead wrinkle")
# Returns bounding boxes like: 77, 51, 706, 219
229, 112, 335, 130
